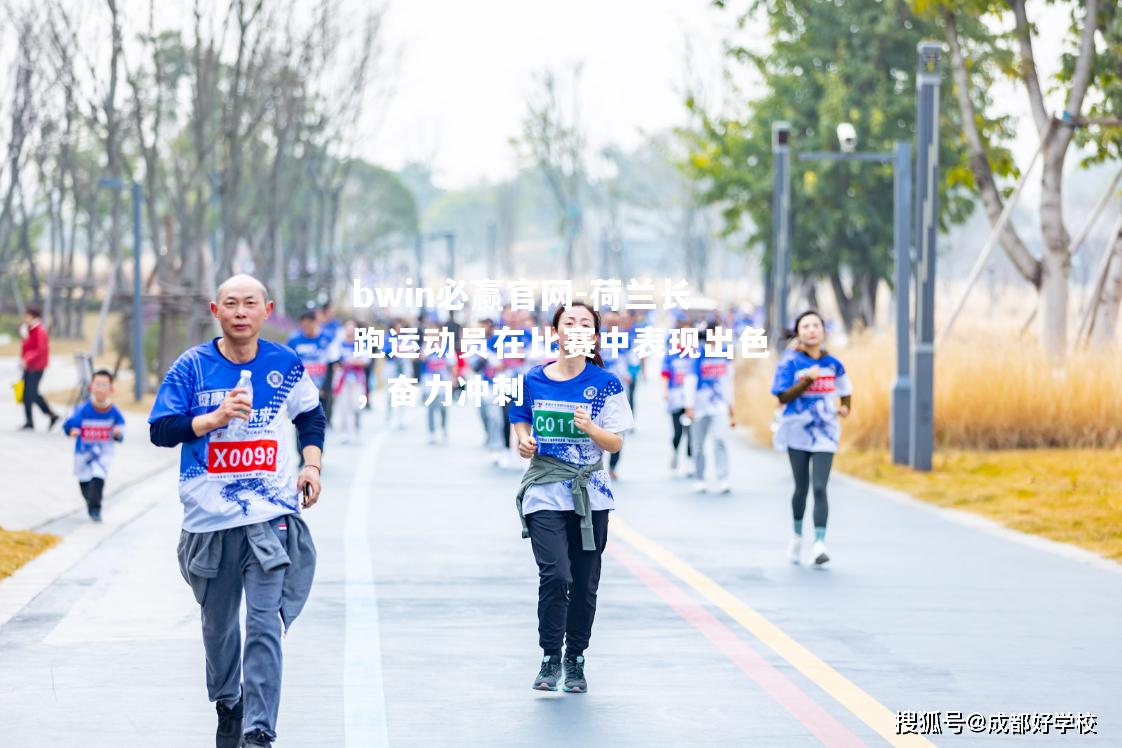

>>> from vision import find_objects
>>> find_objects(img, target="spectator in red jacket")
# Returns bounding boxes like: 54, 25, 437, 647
19, 306, 59, 431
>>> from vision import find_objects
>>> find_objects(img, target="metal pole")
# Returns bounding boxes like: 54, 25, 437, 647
446, 232, 456, 279
486, 222, 497, 278
890, 141, 912, 465
131, 180, 144, 402
771, 121, 792, 337
910, 42, 941, 471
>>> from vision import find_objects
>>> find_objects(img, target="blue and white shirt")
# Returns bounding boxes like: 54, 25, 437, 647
286, 330, 334, 389
510, 363, 635, 514
684, 352, 734, 417
148, 339, 321, 532
420, 349, 457, 378
661, 351, 693, 412
63, 400, 126, 482
320, 318, 343, 363
770, 349, 852, 453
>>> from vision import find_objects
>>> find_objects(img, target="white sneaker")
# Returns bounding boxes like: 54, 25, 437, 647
715, 481, 732, 495
692, 480, 708, 494
788, 534, 802, 564
670, 453, 678, 473
812, 540, 830, 566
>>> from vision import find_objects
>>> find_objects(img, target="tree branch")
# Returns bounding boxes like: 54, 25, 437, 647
1009, 0, 1049, 136
943, 7, 1041, 287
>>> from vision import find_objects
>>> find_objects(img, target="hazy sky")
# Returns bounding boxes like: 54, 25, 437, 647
358, 0, 1074, 192
359, 0, 735, 189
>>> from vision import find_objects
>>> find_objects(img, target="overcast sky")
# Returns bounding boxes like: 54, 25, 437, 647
356, 1, 1078, 192
358, 0, 736, 189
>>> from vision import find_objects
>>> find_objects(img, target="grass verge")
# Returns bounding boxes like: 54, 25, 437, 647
836, 448, 1122, 562
0, 527, 61, 581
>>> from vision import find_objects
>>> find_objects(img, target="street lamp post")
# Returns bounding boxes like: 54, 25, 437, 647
98, 176, 144, 402
910, 41, 942, 472
788, 141, 914, 465
771, 122, 792, 337
890, 141, 913, 464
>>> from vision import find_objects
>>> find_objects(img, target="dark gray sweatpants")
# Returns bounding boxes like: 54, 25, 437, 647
200, 517, 288, 739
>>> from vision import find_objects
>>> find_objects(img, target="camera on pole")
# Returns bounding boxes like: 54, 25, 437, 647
836, 123, 857, 153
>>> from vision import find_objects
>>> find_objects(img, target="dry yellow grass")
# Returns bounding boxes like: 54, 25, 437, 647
736, 330, 1122, 449
732, 331, 1122, 563
837, 449, 1122, 561
0, 528, 60, 581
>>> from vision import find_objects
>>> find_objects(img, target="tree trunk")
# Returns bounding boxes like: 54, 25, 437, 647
829, 270, 855, 332
1038, 158, 1072, 351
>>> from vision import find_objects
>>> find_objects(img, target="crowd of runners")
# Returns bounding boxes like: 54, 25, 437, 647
16, 274, 853, 745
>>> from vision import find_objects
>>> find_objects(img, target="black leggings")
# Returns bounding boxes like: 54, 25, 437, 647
670, 408, 692, 457
79, 477, 105, 513
788, 448, 833, 528
525, 509, 609, 658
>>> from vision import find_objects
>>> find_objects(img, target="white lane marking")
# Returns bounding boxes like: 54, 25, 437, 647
344, 429, 390, 747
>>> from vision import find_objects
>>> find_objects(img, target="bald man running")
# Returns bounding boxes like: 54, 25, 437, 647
148, 275, 325, 747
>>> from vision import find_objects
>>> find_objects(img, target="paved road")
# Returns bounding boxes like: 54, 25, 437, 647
0, 382, 1118, 746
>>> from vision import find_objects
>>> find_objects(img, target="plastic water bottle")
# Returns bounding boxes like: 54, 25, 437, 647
225, 369, 253, 438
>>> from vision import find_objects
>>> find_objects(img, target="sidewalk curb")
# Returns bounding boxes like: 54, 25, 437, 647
0, 462, 178, 629
733, 431, 1122, 578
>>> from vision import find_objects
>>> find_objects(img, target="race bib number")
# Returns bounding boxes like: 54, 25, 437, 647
701, 361, 728, 379
801, 368, 837, 394
207, 439, 279, 478
305, 361, 328, 379
80, 423, 114, 442
532, 400, 590, 443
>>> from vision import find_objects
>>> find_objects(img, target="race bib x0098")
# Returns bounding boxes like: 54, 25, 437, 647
207, 438, 279, 479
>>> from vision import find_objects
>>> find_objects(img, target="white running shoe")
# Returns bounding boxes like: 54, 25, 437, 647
670, 453, 679, 472
812, 540, 830, 566
715, 481, 732, 495
692, 480, 708, 494
788, 534, 802, 564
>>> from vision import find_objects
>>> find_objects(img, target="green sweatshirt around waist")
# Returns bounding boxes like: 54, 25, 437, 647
515, 453, 605, 551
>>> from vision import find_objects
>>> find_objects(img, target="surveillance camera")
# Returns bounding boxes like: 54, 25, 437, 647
837, 123, 857, 153
772, 121, 791, 150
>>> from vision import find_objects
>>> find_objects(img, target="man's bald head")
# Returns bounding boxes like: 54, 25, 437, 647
215, 274, 269, 304
210, 274, 273, 344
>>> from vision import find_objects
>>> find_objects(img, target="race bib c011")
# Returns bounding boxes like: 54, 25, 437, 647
532, 400, 591, 444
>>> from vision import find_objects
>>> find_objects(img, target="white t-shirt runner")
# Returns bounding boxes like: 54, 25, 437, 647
148, 338, 321, 532
510, 362, 635, 514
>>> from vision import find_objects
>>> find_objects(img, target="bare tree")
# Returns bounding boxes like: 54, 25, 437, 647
517, 66, 587, 279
